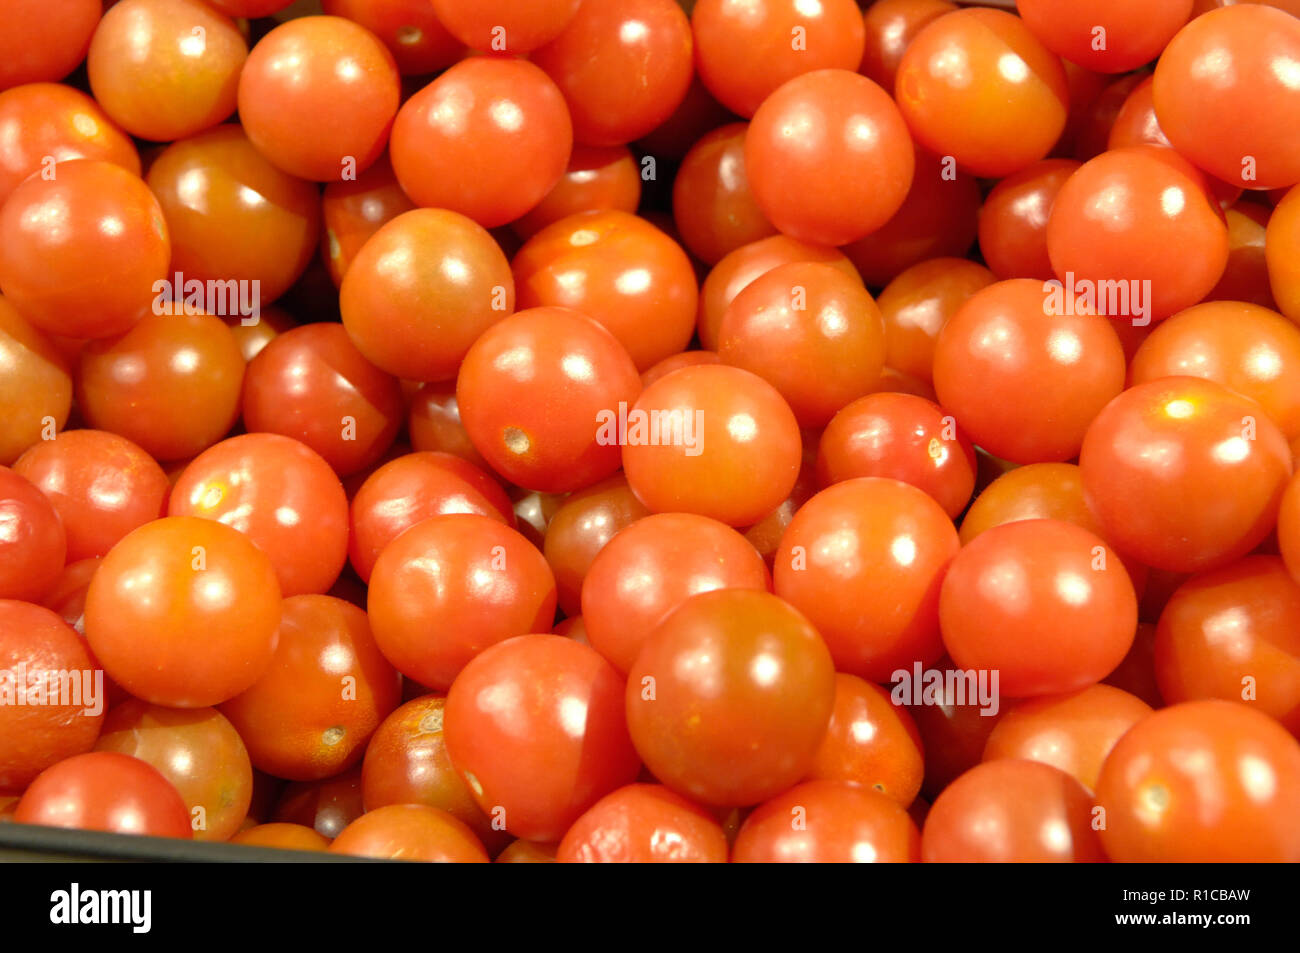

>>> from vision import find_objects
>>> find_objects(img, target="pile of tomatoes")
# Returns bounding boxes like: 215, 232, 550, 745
2, 0, 1300, 864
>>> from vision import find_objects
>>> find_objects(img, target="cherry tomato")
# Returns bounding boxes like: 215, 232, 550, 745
85, 516, 282, 708
512, 144, 641, 242
816, 393, 977, 520
456, 307, 642, 492
16, 751, 191, 838
543, 474, 650, 618
237, 16, 401, 182
147, 125, 322, 308
1096, 699, 1300, 861
557, 783, 729, 863
86, 0, 246, 142
367, 514, 556, 690
0, 467, 66, 603
0, 159, 168, 339
0, 297, 71, 467
14, 429, 169, 562
581, 512, 770, 673
340, 208, 515, 382
445, 634, 641, 841
329, 803, 489, 862
978, 159, 1080, 281
692, 0, 866, 118
932, 278, 1126, 464
95, 700, 251, 841
531, 0, 693, 147
622, 364, 802, 526
1269, 185, 1300, 321
231, 822, 329, 851
626, 589, 835, 806
718, 261, 886, 428
671, 123, 776, 265
272, 766, 362, 839
875, 258, 995, 384
322, 0, 462, 75
859, 0, 956, 93
513, 210, 698, 371
390, 57, 572, 229
807, 673, 925, 808
1017, 0, 1192, 73
77, 308, 245, 462
922, 759, 1106, 862
361, 694, 507, 854
0, 600, 103, 792
775, 477, 958, 681
982, 684, 1152, 792
1153, 5, 1300, 190
0, 0, 101, 90
733, 780, 920, 863
169, 434, 348, 597
1154, 556, 1300, 734
940, 519, 1138, 697
321, 154, 416, 287
745, 69, 914, 246
896, 9, 1068, 177
407, 382, 491, 470
427, 0, 581, 54
1079, 376, 1292, 573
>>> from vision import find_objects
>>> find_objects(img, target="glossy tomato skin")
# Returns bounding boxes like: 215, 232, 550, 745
733, 780, 920, 863
1079, 376, 1293, 573
0, 297, 71, 467
14, 430, 169, 562
0, 0, 101, 90
1270, 185, 1300, 322
921, 759, 1107, 862
237, 16, 401, 182
220, 595, 400, 782
94, 701, 252, 841
697, 235, 860, 353
0, 600, 104, 792
513, 210, 698, 372
361, 694, 507, 854
348, 451, 514, 583
0, 82, 139, 207
807, 673, 925, 808
557, 784, 729, 863
625, 589, 835, 807
692, 0, 866, 118
581, 512, 770, 674
895, 9, 1068, 177
77, 309, 245, 463
1096, 700, 1300, 862
513, 144, 641, 241
445, 634, 641, 842
0, 467, 66, 603
774, 478, 959, 682
231, 822, 328, 851
272, 766, 362, 838
15, 751, 191, 839
1153, 5, 1300, 190
407, 382, 490, 470
978, 159, 1080, 281
745, 69, 914, 246
543, 475, 650, 617
456, 307, 642, 493
816, 393, 977, 520
1129, 301, 1300, 440
366, 514, 557, 690
531, 0, 693, 147
428, 0, 580, 54
1046, 147, 1230, 322
1154, 556, 1300, 734
0, 159, 168, 340
932, 279, 1126, 464
85, 517, 282, 708
390, 58, 572, 228
875, 258, 995, 384
939, 519, 1138, 698
982, 684, 1152, 792
1017, 0, 1192, 73
859, 0, 956, 92
321, 0, 462, 75
718, 262, 886, 428
86, 0, 247, 142
671, 123, 776, 266
622, 365, 802, 527
321, 154, 416, 287
329, 804, 489, 862
147, 125, 323, 307
340, 208, 515, 383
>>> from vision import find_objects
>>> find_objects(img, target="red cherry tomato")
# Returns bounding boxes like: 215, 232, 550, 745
557, 783, 729, 863
15, 751, 191, 839
1016, 0, 1192, 73
0, 467, 66, 603
733, 780, 920, 863
0, 0, 101, 91
329, 803, 489, 862
322, 0, 462, 75
427, 0, 581, 54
